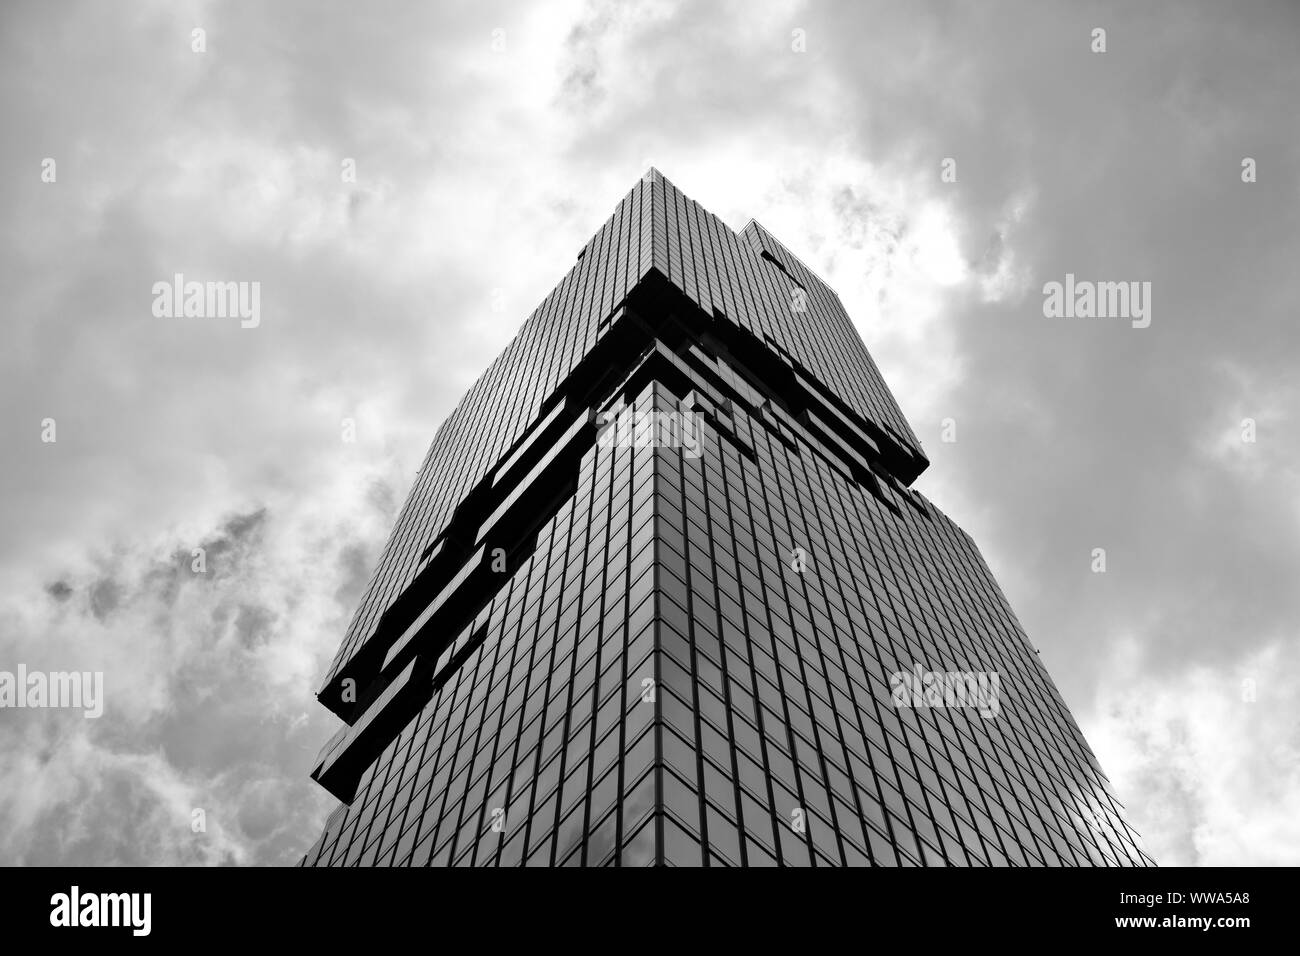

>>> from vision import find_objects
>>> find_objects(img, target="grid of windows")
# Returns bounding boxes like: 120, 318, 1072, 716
649, 380, 1149, 866
303, 172, 1153, 867
322, 173, 658, 684
305, 386, 667, 867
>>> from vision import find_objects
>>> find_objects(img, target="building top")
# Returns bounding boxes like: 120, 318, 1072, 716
318, 169, 927, 694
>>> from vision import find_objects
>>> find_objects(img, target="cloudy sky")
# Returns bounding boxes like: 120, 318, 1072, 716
2, 0, 1297, 866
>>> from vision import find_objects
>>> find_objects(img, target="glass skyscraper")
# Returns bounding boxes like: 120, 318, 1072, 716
300, 170, 1153, 867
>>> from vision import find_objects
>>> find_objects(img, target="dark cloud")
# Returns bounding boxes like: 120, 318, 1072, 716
333, 542, 374, 611
88, 577, 122, 621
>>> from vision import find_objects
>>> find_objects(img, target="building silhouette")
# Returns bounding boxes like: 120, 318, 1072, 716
300, 170, 1153, 867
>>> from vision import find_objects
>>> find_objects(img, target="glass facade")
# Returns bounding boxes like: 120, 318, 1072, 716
300, 171, 1153, 867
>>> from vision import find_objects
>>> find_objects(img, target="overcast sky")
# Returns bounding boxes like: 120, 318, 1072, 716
2, 0, 1297, 866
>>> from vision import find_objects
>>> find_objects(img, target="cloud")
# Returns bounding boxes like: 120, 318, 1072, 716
0, 470, 396, 864
1087, 637, 1300, 865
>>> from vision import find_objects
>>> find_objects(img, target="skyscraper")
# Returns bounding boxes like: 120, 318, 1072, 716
300, 170, 1153, 867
